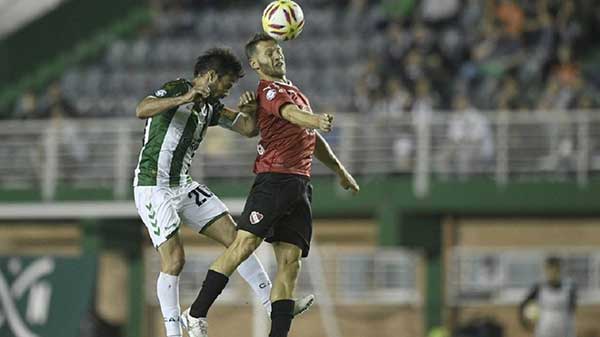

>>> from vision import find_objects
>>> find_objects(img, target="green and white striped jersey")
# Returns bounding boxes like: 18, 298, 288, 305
133, 79, 234, 187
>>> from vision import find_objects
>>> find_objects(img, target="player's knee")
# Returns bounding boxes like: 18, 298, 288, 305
234, 237, 259, 260
162, 254, 185, 275
230, 233, 260, 257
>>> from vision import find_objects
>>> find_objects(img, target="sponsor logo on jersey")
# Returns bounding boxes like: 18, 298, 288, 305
155, 89, 167, 97
257, 144, 265, 155
249, 211, 264, 225
266, 89, 277, 101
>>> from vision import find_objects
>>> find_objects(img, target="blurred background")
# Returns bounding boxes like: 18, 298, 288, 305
0, 0, 599, 337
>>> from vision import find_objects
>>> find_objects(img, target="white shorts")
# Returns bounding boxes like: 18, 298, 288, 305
134, 182, 229, 248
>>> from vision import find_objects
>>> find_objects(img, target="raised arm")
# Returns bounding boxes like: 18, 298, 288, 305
314, 132, 359, 194
135, 83, 210, 119
280, 104, 333, 133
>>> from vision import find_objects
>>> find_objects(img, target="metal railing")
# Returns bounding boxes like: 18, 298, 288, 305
448, 247, 600, 305
145, 246, 421, 306
0, 110, 598, 200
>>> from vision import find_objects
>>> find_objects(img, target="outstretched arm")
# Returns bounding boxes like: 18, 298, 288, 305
280, 104, 333, 133
220, 91, 259, 137
314, 132, 359, 194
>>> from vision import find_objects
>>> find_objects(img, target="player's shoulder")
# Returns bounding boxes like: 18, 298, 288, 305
259, 80, 297, 102
154, 78, 192, 98
258, 79, 278, 91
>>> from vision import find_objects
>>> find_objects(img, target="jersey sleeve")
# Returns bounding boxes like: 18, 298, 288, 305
149, 79, 190, 98
259, 85, 295, 118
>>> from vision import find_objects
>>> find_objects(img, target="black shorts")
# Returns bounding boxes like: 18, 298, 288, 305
238, 173, 313, 257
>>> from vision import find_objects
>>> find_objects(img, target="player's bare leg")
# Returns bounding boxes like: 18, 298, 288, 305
202, 216, 315, 316
269, 242, 303, 337
186, 230, 262, 328
156, 233, 185, 337
202, 214, 273, 313
210, 228, 264, 275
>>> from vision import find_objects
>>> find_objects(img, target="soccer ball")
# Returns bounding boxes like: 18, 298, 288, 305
262, 0, 304, 41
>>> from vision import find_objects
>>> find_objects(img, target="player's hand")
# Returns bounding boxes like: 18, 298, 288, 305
339, 169, 359, 195
181, 85, 211, 103
238, 91, 257, 113
317, 113, 333, 133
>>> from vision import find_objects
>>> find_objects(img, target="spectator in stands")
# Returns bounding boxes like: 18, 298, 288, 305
497, 0, 525, 39
537, 45, 582, 111
379, 0, 416, 22
40, 82, 88, 176
382, 21, 411, 68
353, 56, 385, 113
476, 255, 503, 291
518, 6, 555, 89
555, 0, 581, 46
402, 48, 427, 85
410, 77, 438, 122
460, 0, 486, 43
39, 81, 79, 119
421, 0, 459, 25
496, 75, 522, 110
438, 93, 493, 179
372, 79, 411, 118
13, 90, 39, 119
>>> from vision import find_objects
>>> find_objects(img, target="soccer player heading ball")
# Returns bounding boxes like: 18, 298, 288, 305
133, 48, 313, 337
186, 33, 360, 337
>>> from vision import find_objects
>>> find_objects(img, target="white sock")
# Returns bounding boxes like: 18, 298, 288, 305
157, 272, 182, 337
236, 253, 272, 314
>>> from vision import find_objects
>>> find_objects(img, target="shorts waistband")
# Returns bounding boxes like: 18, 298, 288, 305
256, 172, 310, 182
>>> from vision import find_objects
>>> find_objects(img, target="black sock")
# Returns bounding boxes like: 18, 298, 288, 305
189, 270, 229, 318
269, 299, 295, 337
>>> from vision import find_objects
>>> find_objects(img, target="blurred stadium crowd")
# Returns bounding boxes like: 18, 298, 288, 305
7, 0, 599, 120
354, 0, 599, 118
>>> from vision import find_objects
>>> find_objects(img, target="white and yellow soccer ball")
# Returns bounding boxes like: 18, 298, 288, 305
262, 0, 304, 41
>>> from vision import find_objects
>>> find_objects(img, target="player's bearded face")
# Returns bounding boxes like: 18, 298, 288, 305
211, 74, 236, 99
257, 42, 286, 77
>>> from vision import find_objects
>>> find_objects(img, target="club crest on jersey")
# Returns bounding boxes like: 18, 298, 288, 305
257, 144, 265, 155
155, 89, 167, 97
249, 211, 264, 225
266, 89, 277, 101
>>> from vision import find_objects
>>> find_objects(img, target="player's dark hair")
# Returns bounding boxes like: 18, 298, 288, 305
245, 33, 277, 60
546, 256, 562, 267
194, 48, 244, 79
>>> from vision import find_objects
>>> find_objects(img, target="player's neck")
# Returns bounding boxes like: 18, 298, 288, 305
261, 73, 289, 85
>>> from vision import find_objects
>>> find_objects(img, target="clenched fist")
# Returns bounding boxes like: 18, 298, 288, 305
181, 85, 211, 103
318, 113, 333, 133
